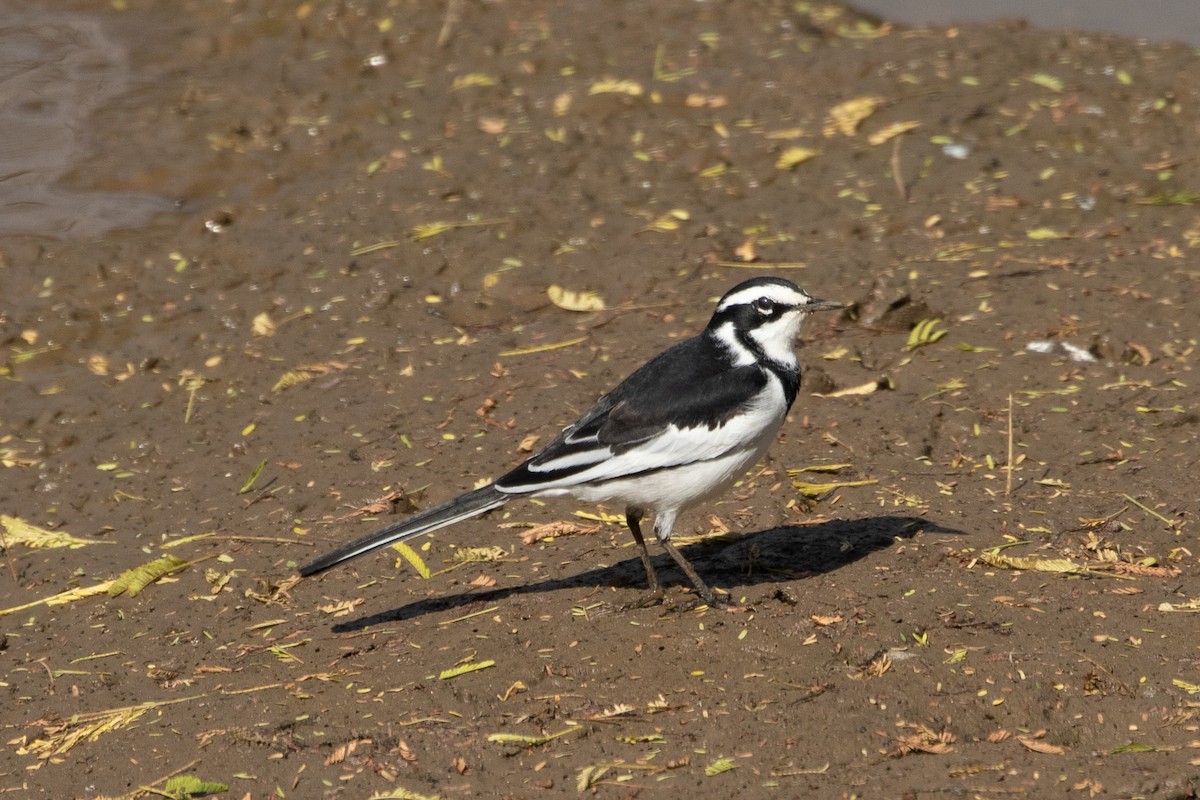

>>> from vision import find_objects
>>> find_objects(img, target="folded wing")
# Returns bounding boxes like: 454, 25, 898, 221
497, 337, 778, 494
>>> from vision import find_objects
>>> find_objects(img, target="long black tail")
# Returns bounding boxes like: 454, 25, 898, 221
299, 485, 508, 576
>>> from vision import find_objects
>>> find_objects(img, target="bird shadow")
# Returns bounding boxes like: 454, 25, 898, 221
326, 514, 963, 632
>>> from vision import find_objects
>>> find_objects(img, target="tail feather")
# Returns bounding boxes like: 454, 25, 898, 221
299, 485, 507, 576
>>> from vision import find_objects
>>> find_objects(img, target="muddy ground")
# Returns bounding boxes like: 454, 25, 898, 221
2, 1, 1199, 798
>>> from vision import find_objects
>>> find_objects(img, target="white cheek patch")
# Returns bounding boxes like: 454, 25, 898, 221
747, 311, 803, 367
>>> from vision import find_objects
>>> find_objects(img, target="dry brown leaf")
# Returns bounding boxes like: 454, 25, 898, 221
478, 117, 507, 134
734, 238, 758, 262
986, 729, 1012, 743
884, 722, 955, 757
319, 598, 364, 617
1123, 342, 1153, 365
518, 520, 599, 545
1018, 736, 1066, 755
325, 738, 370, 765
271, 360, 348, 392
1108, 562, 1181, 578
850, 651, 892, 680
810, 614, 843, 627
337, 491, 406, 520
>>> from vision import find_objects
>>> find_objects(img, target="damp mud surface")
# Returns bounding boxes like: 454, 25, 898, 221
2, 2, 1198, 797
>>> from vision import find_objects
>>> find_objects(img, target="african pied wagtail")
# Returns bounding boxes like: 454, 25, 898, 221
300, 277, 844, 605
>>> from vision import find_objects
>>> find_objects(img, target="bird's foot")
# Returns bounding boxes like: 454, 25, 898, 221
681, 588, 731, 611
620, 589, 666, 611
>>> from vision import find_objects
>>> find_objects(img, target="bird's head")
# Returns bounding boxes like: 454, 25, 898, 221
708, 277, 844, 367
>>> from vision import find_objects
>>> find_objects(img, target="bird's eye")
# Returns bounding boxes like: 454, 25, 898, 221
754, 297, 775, 315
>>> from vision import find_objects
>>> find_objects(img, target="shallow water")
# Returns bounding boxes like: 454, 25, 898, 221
0, 8, 174, 237
853, 0, 1200, 44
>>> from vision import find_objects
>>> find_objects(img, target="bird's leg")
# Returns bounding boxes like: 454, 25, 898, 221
659, 539, 722, 606
625, 507, 663, 604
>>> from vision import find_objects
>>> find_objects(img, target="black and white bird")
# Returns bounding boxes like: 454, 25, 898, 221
300, 277, 843, 605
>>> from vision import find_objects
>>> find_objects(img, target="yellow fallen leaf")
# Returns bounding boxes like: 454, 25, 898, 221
978, 550, 1128, 578
451, 73, 496, 89
0, 581, 114, 617
393, 542, 431, 579
547, 285, 606, 312
821, 346, 849, 360
271, 360, 348, 392
817, 378, 891, 398
765, 127, 806, 139
439, 659, 495, 680
775, 146, 820, 170
451, 546, 506, 563
868, 120, 921, 145
1, 516, 101, 550
488, 724, 580, 746
87, 353, 110, 376
637, 208, 690, 234
705, 756, 736, 776
1026, 227, 1071, 240
1158, 598, 1200, 612
588, 78, 643, 96
792, 478, 877, 498
109, 555, 189, 597
1027, 72, 1064, 93
252, 312, 277, 337
824, 96, 883, 136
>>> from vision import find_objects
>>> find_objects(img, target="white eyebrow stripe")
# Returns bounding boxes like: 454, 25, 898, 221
716, 283, 812, 312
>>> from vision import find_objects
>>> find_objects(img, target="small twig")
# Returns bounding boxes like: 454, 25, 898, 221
1005, 393, 1014, 497
36, 658, 56, 695
891, 135, 908, 200
1122, 494, 1180, 531
982, 539, 1031, 554
437, 0, 465, 48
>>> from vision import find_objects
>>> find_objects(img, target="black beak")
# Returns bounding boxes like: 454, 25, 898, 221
805, 298, 846, 313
